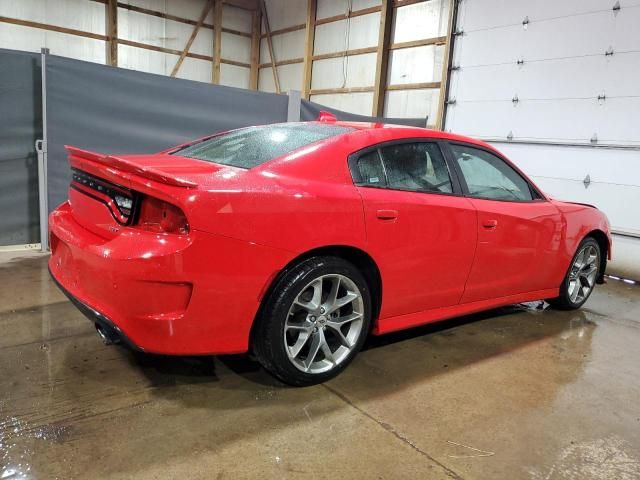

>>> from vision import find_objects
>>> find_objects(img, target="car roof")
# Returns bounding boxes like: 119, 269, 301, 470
299, 120, 496, 151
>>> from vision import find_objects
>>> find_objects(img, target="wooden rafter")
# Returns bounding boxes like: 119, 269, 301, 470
372, 0, 393, 116
260, 23, 305, 39
387, 82, 440, 91
391, 36, 446, 50
302, 0, 317, 99
105, 0, 117, 66
90, 0, 253, 36
250, 8, 262, 89
315, 5, 382, 26
259, 58, 303, 69
171, 0, 213, 77
260, 0, 280, 94
212, 0, 223, 83
310, 86, 374, 96
313, 46, 377, 61
436, 0, 457, 129
0, 16, 106, 40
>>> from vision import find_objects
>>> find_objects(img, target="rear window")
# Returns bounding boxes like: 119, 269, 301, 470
172, 123, 353, 169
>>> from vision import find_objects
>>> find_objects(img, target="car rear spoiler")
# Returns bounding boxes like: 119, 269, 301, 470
65, 146, 198, 188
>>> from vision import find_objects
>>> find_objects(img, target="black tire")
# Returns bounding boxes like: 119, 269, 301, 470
252, 256, 372, 387
548, 237, 601, 310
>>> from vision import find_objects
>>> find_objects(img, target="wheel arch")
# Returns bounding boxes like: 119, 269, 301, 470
585, 229, 609, 284
251, 245, 383, 346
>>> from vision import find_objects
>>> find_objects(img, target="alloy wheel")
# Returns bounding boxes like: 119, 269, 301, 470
284, 274, 364, 374
568, 244, 599, 304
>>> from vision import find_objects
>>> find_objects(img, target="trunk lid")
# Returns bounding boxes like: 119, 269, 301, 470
65, 146, 219, 239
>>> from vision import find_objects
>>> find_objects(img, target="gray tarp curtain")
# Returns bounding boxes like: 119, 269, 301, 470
0, 49, 431, 246
45, 54, 290, 213
0, 49, 42, 245
300, 99, 427, 127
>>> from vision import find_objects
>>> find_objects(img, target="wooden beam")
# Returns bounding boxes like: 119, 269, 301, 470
315, 5, 381, 26
115, 3, 211, 30
221, 59, 251, 68
310, 86, 374, 96
386, 81, 441, 91
260, 0, 281, 93
111, 2, 251, 37
302, 0, 317, 99
223, 27, 252, 38
390, 36, 447, 50
0, 16, 107, 41
259, 57, 304, 69
258, 45, 377, 69
105, 0, 118, 66
260, 23, 305, 39
313, 46, 377, 61
171, 0, 213, 77
250, 9, 262, 89
212, 0, 223, 83
372, 0, 393, 116
437, 0, 458, 129
393, 0, 430, 7
117, 38, 211, 60
224, 0, 260, 11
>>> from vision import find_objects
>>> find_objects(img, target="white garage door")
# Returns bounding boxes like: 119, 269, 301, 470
445, 0, 640, 236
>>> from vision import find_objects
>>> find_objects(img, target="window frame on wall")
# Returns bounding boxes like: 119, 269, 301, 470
347, 138, 465, 197
442, 141, 546, 203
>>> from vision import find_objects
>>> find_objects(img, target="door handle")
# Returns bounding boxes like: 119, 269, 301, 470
482, 219, 498, 229
376, 209, 398, 220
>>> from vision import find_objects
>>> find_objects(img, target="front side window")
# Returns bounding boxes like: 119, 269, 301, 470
379, 143, 453, 194
172, 123, 353, 169
450, 144, 534, 201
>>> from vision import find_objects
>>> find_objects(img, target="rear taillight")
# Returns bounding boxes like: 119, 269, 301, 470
137, 196, 189, 234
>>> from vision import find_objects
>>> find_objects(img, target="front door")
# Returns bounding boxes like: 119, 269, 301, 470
445, 142, 563, 303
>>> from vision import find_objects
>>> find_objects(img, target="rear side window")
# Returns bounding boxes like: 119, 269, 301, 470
380, 143, 452, 193
173, 123, 353, 169
355, 151, 387, 187
352, 142, 453, 194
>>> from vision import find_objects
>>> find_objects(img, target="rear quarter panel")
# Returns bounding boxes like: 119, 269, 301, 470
184, 129, 410, 254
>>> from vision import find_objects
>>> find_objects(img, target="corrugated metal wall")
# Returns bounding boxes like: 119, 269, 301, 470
446, 0, 640, 236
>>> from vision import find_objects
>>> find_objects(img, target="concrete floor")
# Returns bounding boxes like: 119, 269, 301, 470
1, 253, 639, 480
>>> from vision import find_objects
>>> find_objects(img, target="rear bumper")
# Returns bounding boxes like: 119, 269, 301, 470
49, 201, 294, 355
49, 266, 142, 351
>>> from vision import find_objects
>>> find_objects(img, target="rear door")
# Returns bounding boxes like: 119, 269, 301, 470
444, 142, 563, 303
350, 140, 478, 319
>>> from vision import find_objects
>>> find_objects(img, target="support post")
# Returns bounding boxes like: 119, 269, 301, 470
372, 0, 392, 116
212, 0, 223, 83
37, 48, 50, 252
436, 0, 458, 130
105, 0, 118, 66
171, 0, 213, 77
260, 0, 280, 93
301, 0, 316, 99
287, 90, 301, 122
250, 8, 262, 89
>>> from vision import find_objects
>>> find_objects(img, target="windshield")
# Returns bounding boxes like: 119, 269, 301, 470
172, 123, 353, 169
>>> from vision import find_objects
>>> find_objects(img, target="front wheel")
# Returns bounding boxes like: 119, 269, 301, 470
548, 237, 601, 310
252, 256, 371, 386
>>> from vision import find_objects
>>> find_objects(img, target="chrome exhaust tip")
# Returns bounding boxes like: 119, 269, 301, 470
95, 323, 114, 345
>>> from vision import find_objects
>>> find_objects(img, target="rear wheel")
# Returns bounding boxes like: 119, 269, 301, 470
252, 256, 371, 386
548, 237, 600, 310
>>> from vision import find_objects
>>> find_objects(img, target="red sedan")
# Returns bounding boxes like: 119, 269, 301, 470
49, 119, 611, 386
